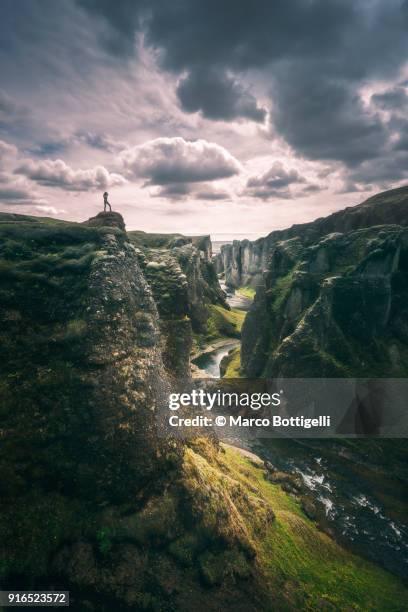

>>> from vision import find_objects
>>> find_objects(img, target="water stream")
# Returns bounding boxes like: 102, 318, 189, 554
252, 438, 408, 580
192, 340, 240, 378
191, 283, 250, 378
192, 279, 408, 580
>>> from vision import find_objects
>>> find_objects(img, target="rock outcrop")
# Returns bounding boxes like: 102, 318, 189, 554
84, 210, 126, 231
216, 186, 408, 288
128, 231, 227, 379
0, 217, 182, 505
240, 187, 408, 379
0, 212, 269, 610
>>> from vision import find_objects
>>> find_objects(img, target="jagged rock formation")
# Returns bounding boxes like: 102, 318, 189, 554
130, 230, 213, 262
128, 231, 226, 379
240, 187, 408, 378
0, 212, 272, 610
0, 215, 182, 504
216, 186, 408, 288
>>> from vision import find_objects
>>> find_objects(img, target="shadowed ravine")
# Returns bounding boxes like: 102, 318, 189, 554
191, 284, 249, 377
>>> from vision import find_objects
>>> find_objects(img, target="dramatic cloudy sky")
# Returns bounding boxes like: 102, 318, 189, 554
1, 0, 408, 237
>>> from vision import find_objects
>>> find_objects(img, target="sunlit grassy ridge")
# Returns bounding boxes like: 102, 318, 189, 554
222, 446, 408, 611
205, 305, 245, 340
236, 286, 256, 299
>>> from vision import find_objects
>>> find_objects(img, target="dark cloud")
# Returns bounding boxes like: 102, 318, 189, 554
0, 186, 32, 201
394, 126, 408, 152
76, 131, 126, 152
270, 69, 388, 167
77, 0, 145, 57
177, 69, 266, 122
244, 161, 320, 200
0, 90, 34, 139
153, 183, 191, 200
371, 87, 408, 112
152, 181, 230, 201
119, 137, 241, 185
301, 184, 321, 194
27, 132, 126, 158
343, 151, 408, 189
15, 158, 126, 191
195, 188, 229, 201
247, 162, 306, 190
77, 0, 408, 177
143, 0, 354, 72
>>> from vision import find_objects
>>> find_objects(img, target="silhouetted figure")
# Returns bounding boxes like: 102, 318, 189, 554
103, 191, 112, 212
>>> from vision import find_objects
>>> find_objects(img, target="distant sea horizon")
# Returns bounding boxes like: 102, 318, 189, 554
211, 232, 263, 242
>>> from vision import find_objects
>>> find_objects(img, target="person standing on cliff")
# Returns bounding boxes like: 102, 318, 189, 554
103, 191, 112, 212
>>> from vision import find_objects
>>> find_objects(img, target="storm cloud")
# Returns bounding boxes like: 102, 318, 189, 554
1, 0, 408, 229
176, 69, 266, 122
245, 161, 321, 200
76, 0, 408, 173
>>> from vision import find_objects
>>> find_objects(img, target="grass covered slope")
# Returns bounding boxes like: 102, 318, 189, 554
236, 286, 256, 299
205, 305, 245, 339
222, 446, 408, 611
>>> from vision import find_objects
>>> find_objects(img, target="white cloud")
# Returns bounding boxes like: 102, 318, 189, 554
35, 205, 65, 215
118, 137, 242, 186
15, 158, 127, 191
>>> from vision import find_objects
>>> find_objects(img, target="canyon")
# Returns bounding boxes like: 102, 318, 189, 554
1, 188, 408, 610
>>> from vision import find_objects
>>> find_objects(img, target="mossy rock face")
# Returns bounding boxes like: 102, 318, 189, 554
241, 212, 408, 378
84, 211, 126, 231
216, 186, 408, 378
217, 186, 408, 289
198, 549, 251, 586
0, 220, 184, 511
220, 346, 241, 378
131, 234, 227, 376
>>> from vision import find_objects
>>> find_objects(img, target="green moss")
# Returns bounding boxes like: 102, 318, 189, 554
128, 230, 187, 249
222, 346, 242, 378
118, 491, 182, 546
270, 270, 296, 315
96, 526, 114, 554
204, 305, 245, 341
198, 549, 251, 586
168, 533, 201, 566
237, 286, 256, 299
221, 446, 408, 611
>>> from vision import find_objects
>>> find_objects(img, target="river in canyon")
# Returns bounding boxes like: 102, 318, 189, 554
191, 279, 408, 581
191, 282, 251, 378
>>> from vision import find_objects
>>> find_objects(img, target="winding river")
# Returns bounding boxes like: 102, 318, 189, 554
191, 283, 251, 378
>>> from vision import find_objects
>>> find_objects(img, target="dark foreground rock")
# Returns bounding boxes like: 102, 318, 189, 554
84, 211, 126, 231
0, 215, 272, 611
